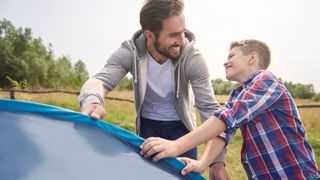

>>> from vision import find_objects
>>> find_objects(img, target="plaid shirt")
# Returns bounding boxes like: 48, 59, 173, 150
214, 70, 320, 179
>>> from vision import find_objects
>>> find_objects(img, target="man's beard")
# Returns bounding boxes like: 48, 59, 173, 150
154, 38, 181, 60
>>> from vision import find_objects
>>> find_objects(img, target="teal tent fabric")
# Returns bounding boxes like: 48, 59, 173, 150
0, 99, 205, 180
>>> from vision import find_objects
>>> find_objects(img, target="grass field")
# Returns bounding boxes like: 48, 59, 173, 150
1, 90, 319, 179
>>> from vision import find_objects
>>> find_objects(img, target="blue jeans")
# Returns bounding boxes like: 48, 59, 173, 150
139, 116, 197, 159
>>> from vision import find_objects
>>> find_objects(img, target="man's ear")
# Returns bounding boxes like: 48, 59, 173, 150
143, 30, 154, 42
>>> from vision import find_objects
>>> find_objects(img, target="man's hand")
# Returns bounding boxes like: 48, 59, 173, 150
81, 103, 106, 120
140, 137, 180, 162
178, 157, 207, 175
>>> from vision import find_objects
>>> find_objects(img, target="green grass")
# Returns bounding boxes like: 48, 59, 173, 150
1, 91, 319, 179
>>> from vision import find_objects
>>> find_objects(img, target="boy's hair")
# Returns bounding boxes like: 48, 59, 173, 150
230, 39, 271, 69
140, 0, 184, 37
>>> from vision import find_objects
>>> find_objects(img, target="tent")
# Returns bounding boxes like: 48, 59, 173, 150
0, 99, 205, 180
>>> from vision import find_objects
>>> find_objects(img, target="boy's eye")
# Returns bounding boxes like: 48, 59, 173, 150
228, 54, 234, 60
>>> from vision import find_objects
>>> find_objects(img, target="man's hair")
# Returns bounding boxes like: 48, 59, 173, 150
230, 39, 271, 69
140, 0, 184, 36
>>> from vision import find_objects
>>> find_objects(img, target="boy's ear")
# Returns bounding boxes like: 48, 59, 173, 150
249, 51, 259, 65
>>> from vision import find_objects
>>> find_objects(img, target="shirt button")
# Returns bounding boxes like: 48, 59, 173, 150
244, 160, 248, 164
251, 175, 255, 179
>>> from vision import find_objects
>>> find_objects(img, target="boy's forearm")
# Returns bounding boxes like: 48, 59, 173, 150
176, 116, 227, 156
199, 138, 226, 167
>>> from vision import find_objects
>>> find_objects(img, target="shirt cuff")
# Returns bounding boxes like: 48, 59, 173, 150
213, 109, 236, 144
79, 94, 103, 108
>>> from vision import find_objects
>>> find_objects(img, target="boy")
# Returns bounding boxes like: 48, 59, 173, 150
140, 39, 320, 179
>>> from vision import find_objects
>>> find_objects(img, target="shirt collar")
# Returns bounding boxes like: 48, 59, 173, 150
242, 70, 264, 88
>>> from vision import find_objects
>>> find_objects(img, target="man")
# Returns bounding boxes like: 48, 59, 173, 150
140, 39, 320, 179
78, 0, 229, 178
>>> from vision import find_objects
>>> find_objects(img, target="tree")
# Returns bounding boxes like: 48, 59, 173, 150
0, 19, 89, 90
211, 79, 238, 95
312, 93, 320, 101
292, 84, 315, 99
73, 60, 89, 88
115, 76, 133, 90
0, 19, 29, 88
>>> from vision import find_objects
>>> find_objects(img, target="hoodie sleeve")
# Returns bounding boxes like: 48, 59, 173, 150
186, 50, 220, 123
78, 41, 133, 108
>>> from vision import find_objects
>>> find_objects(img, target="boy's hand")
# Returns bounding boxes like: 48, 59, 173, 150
178, 157, 207, 175
140, 137, 180, 162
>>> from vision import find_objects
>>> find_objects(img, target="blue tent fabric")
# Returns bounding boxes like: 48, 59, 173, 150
0, 99, 205, 180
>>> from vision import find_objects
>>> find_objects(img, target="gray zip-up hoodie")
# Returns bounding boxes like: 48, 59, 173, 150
78, 29, 220, 134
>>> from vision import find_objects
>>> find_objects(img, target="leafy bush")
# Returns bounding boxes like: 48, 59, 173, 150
312, 93, 320, 101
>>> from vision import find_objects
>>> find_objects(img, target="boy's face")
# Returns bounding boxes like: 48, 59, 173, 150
153, 14, 186, 60
224, 47, 251, 83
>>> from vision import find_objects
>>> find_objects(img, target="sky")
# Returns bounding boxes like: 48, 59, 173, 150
1, 0, 320, 92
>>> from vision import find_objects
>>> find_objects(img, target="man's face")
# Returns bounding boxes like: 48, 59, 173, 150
153, 14, 186, 60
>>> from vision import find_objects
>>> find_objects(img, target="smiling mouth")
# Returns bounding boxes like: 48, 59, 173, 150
170, 46, 181, 56
171, 46, 180, 51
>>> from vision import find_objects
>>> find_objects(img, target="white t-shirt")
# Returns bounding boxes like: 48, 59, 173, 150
141, 53, 180, 121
